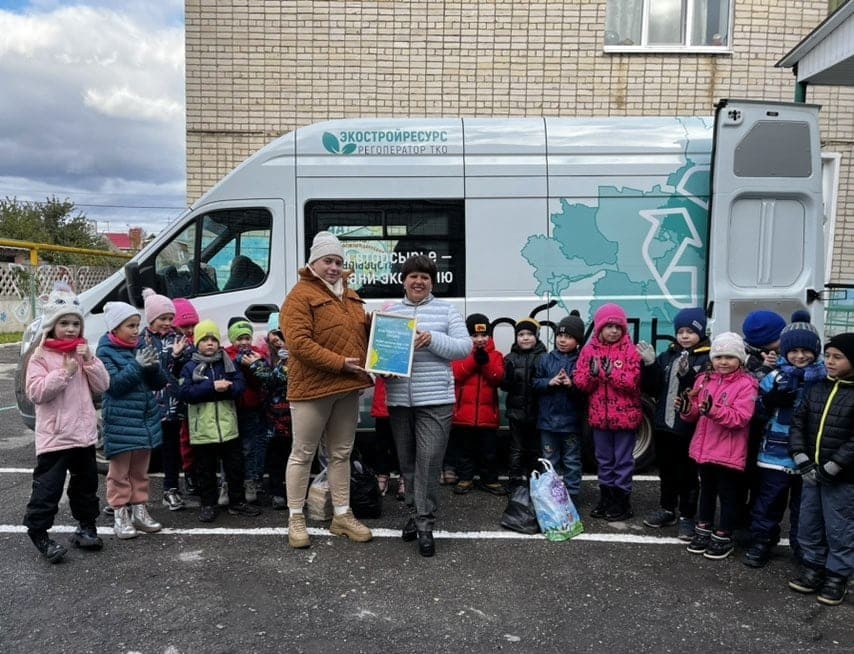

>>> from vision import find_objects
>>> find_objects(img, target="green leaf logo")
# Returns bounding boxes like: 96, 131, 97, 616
322, 132, 340, 154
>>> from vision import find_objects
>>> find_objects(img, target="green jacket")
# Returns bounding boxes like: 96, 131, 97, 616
178, 357, 245, 445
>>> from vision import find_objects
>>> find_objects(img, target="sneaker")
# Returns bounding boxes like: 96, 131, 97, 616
395, 476, 406, 501
677, 517, 695, 541
184, 473, 199, 497
162, 488, 185, 511
478, 481, 507, 496
227, 502, 261, 517
218, 482, 229, 507
198, 505, 217, 523
69, 523, 103, 551
288, 513, 310, 549
272, 496, 287, 510
28, 529, 67, 564
244, 479, 258, 504
742, 541, 773, 569
113, 506, 138, 540
789, 565, 826, 594
643, 508, 677, 528
453, 480, 474, 495
686, 526, 712, 554
103, 505, 115, 517
817, 574, 848, 606
704, 533, 734, 560
330, 509, 373, 542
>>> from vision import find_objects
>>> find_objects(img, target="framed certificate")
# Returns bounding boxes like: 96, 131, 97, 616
365, 312, 417, 377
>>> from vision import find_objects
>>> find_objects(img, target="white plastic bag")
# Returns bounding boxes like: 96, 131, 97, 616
529, 458, 584, 542
306, 468, 333, 521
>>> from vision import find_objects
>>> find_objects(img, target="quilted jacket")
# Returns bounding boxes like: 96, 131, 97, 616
280, 267, 372, 401
790, 374, 854, 482
96, 334, 167, 458
574, 334, 643, 431
452, 339, 504, 428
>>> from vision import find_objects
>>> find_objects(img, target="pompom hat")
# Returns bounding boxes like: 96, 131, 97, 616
466, 313, 491, 336
556, 313, 585, 342
308, 230, 345, 264
172, 298, 199, 328
593, 303, 628, 334
142, 288, 175, 325
673, 307, 706, 339
514, 317, 540, 336
40, 282, 85, 336
104, 301, 141, 332
742, 310, 786, 348
779, 321, 821, 359
710, 331, 747, 363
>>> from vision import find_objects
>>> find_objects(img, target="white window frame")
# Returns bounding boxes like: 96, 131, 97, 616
604, 0, 735, 54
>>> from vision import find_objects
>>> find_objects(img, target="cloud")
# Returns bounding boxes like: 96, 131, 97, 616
0, 1, 185, 234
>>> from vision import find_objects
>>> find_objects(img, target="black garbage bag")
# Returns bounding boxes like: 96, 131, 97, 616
350, 460, 382, 519
500, 481, 540, 534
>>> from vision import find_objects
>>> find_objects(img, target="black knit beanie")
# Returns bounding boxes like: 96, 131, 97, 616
466, 313, 491, 336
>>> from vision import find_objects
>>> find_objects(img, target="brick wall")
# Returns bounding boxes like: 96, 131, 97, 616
185, 0, 854, 282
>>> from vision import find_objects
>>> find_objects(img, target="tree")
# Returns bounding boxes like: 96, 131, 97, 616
0, 196, 123, 266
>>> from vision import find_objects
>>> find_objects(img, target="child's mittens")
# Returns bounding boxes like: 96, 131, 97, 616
816, 461, 842, 486
676, 351, 691, 377
636, 341, 656, 366
699, 395, 713, 416
135, 346, 160, 369
676, 389, 692, 416
794, 454, 818, 486
474, 348, 489, 366
600, 356, 612, 376
588, 356, 599, 377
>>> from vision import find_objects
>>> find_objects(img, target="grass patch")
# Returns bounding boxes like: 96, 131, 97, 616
0, 332, 23, 344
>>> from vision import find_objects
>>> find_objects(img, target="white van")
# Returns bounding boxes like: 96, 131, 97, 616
15, 99, 827, 469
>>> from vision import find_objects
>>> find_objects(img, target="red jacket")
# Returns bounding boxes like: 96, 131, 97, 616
224, 343, 265, 410
452, 339, 504, 428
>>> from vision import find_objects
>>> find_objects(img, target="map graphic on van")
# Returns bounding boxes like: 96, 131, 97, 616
523, 155, 709, 328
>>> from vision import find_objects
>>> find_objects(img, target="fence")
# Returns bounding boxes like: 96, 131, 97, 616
0, 262, 117, 332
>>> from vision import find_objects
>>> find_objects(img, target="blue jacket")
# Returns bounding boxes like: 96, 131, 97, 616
758, 360, 825, 472
532, 348, 584, 433
96, 334, 167, 458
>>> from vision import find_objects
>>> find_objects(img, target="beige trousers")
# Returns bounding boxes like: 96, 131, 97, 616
286, 390, 360, 510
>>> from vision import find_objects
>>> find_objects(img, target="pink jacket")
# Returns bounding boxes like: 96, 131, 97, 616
684, 369, 757, 471
25, 346, 110, 456
574, 335, 643, 431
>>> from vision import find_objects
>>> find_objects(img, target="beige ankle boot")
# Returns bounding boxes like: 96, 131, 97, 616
288, 513, 310, 549
330, 509, 373, 542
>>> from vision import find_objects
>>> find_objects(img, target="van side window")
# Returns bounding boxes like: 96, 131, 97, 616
154, 208, 272, 298
305, 199, 465, 299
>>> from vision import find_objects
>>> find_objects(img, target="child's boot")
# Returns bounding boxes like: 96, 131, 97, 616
590, 485, 611, 519
788, 563, 825, 594
605, 490, 633, 522
70, 522, 103, 550
113, 506, 138, 539
130, 503, 162, 533
686, 524, 712, 554
28, 529, 67, 563
817, 573, 848, 606
742, 538, 773, 568
704, 532, 735, 560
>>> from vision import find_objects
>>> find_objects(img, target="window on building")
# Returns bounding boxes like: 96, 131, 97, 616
604, 0, 732, 52
305, 199, 465, 299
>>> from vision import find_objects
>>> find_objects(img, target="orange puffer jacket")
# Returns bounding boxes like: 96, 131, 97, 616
281, 268, 373, 401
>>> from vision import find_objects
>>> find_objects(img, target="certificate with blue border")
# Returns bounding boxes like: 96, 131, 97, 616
366, 312, 416, 377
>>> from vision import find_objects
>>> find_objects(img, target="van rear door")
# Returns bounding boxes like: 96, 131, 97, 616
707, 99, 824, 335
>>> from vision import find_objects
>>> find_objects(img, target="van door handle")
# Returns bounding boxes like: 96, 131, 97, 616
245, 304, 280, 323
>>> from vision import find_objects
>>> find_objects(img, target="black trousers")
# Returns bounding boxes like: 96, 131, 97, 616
697, 463, 743, 534
653, 429, 698, 517
23, 445, 99, 532
194, 438, 246, 508
455, 426, 499, 484
508, 419, 540, 480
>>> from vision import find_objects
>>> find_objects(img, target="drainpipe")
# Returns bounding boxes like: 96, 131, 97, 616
793, 64, 807, 103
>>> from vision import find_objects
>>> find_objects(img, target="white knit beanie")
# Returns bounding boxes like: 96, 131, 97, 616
104, 301, 141, 331
710, 331, 747, 364
40, 282, 85, 336
308, 231, 344, 263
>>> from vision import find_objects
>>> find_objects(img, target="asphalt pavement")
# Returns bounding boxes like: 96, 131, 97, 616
0, 343, 851, 654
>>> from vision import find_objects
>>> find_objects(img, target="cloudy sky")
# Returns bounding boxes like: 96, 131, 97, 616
0, 0, 186, 238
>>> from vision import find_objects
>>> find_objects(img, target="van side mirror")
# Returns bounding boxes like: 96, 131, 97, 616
125, 261, 144, 308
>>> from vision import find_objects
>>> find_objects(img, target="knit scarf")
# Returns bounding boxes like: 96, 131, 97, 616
108, 332, 138, 349
778, 361, 826, 385
42, 337, 86, 353
191, 349, 236, 382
